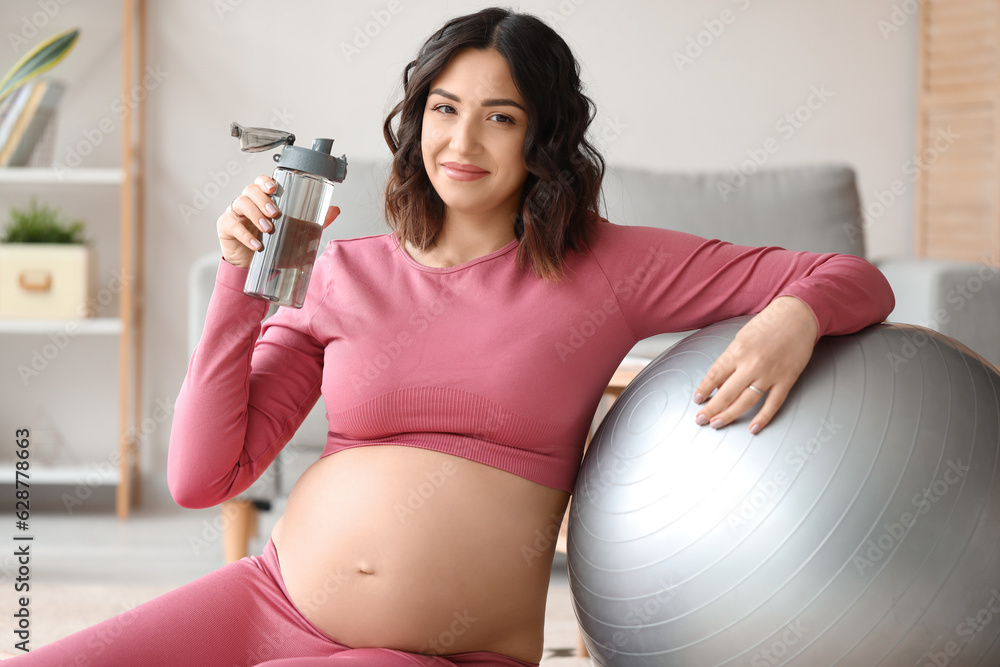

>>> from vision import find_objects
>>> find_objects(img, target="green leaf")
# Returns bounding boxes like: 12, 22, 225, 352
2, 198, 87, 244
0, 28, 80, 105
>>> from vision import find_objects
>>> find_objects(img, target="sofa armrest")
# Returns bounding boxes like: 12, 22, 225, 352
875, 257, 1000, 366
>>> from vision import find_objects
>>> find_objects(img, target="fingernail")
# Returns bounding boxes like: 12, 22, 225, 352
265, 202, 278, 216
710, 417, 724, 429
259, 218, 272, 233
250, 238, 262, 250
750, 423, 762, 435
695, 414, 709, 426
265, 181, 274, 191
693, 392, 704, 404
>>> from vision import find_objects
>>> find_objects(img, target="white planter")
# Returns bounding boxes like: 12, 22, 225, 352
0, 243, 95, 319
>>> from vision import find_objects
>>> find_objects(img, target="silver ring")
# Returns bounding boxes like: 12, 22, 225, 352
748, 384, 764, 396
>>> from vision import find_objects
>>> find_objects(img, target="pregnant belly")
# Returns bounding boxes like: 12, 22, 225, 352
270, 445, 569, 664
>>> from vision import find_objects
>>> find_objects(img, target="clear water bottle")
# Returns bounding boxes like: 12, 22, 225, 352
231, 122, 348, 308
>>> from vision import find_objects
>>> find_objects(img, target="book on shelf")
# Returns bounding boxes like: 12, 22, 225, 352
0, 77, 65, 168
0, 84, 32, 151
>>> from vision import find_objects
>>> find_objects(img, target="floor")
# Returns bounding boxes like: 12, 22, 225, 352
0, 498, 593, 665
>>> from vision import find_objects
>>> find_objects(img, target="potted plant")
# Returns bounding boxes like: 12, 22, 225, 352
0, 27, 79, 104
0, 198, 94, 319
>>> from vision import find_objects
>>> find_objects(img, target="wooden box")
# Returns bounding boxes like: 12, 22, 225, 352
0, 244, 94, 319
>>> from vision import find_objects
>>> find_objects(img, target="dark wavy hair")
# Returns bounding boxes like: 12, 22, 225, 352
382, 7, 605, 281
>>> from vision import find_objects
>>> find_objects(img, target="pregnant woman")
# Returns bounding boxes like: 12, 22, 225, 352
6, 7, 893, 666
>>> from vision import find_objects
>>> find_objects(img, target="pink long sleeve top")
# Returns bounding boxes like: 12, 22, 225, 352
168, 218, 895, 508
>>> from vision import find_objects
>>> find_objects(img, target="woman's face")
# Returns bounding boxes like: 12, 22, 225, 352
421, 48, 529, 225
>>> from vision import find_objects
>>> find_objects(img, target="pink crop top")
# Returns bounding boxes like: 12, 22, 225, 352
167, 218, 894, 508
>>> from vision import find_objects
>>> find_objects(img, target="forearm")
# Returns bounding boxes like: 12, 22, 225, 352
777, 254, 895, 339
168, 259, 270, 508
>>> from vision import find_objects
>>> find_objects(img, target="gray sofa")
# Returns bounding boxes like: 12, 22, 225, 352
185, 160, 1000, 556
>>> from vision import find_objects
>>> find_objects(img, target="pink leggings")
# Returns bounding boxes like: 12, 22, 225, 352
7, 537, 539, 666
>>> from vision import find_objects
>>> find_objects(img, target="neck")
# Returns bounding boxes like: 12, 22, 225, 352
409, 208, 518, 269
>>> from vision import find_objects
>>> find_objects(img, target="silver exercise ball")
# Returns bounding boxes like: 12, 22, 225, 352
568, 317, 1000, 666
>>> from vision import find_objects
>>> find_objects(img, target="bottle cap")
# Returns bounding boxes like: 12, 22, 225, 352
231, 121, 348, 183
273, 139, 348, 184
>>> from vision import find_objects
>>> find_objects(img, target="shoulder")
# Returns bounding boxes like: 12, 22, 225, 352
583, 215, 695, 255
322, 232, 397, 254
306, 233, 400, 299
316, 232, 399, 267
298, 233, 400, 315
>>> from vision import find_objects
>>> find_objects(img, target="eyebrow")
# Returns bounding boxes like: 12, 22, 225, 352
428, 88, 526, 112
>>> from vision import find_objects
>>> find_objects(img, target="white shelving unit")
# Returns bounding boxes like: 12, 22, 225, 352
0, 1, 145, 518
0, 167, 124, 184
0, 465, 120, 487
0, 317, 122, 335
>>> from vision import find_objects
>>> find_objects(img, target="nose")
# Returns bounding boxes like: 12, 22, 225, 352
449, 115, 481, 155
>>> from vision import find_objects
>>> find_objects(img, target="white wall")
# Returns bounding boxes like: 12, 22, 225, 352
0, 0, 919, 508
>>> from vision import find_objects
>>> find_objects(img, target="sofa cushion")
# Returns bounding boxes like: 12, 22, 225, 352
601, 162, 866, 258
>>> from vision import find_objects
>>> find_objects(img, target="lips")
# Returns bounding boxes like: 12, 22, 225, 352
441, 162, 489, 181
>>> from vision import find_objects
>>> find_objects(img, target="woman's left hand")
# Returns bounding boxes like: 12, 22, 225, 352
693, 296, 818, 434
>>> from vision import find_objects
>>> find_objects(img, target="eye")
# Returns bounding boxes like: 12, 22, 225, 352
431, 103, 456, 115
488, 113, 515, 125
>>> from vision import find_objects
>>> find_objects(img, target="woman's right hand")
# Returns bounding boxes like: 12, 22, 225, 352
217, 174, 341, 269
